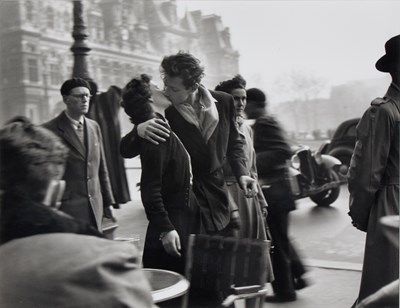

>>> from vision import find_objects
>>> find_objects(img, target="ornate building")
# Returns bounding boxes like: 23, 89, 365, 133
0, 0, 239, 125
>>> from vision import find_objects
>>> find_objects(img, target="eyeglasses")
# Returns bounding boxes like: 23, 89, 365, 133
69, 93, 92, 100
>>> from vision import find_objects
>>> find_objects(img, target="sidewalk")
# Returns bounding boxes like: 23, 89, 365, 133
114, 200, 361, 308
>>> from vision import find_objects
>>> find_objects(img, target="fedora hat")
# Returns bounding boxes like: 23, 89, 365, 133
375, 35, 400, 73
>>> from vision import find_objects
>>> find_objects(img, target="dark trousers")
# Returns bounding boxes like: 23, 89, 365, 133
263, 183, 306, 297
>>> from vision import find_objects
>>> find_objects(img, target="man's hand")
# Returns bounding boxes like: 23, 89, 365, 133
239, 175, 258, 198
161, 230, 181, 257
137, 118, 170, 145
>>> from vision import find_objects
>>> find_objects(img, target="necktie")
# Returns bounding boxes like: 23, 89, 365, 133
76, 122, 85, 145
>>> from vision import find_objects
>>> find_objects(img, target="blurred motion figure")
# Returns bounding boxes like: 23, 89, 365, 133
245, 87, 307, 302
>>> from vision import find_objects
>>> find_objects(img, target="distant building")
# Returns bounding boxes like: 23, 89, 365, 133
273, 76, 390, 139
0, 0, 239, 125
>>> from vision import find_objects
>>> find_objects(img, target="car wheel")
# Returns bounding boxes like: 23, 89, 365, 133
309, 170, 341, 206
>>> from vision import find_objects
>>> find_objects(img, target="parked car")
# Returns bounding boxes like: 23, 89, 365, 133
320, 118, 360, 176
287, 145, 343, 206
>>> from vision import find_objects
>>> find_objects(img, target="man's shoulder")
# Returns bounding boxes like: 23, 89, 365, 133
255, 114, 277, 125
42, 113, 63, 129
366, 96, 399, 118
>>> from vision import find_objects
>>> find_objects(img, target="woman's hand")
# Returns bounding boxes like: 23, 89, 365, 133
161, 230, 181, 257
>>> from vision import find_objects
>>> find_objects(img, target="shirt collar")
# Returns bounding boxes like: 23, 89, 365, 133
64, 111, 84, 129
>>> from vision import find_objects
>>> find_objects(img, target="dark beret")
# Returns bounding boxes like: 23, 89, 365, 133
60, 78, 91, 96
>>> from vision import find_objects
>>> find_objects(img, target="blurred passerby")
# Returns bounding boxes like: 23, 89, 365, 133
245, 87, 308, 302
348, 34, 400, 307
43, 78, 116, 231
215, 75, 268, 240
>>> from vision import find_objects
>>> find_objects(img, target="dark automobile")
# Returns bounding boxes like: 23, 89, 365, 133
320, 118, 360, 174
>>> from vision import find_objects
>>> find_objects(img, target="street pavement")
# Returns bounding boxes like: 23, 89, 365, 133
114, 199, 361, 308
115, 146, 364, 307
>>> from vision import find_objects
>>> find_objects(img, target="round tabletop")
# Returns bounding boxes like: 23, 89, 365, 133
143, 268, 190, 303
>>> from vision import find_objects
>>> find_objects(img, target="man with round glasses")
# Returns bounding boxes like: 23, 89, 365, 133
43, 77, 115, 231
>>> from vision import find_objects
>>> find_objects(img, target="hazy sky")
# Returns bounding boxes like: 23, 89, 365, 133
177, 0, 400, 102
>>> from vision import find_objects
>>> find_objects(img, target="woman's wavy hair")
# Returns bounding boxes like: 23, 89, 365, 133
160, 51, 205, 89
215, 74, 247, 94
121, 74, 154, 125
0, 116, 68, 201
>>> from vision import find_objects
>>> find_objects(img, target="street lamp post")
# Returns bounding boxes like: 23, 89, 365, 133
71, 0, 91, 80
70, 0, 119, 238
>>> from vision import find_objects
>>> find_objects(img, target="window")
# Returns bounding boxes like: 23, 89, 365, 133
26, 104, 39, 123
28, 58, 39, 82
50, 64, 61, 85
46, 7, 54, 29
25, 1, 34, 23
64, 11, 71, 32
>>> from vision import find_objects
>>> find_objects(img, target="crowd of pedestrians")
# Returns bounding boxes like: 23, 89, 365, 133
0, 35, 399, 308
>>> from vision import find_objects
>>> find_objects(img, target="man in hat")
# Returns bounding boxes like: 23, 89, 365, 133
348, 34, 400, 306
43, 78, 115, 231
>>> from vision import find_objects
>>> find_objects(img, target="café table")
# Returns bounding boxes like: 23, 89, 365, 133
142, 268, 190, 304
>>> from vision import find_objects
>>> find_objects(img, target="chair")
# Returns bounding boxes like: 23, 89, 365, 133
182, 234, 273, 308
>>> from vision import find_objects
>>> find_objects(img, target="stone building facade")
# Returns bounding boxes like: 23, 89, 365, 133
0, 0, 239, 125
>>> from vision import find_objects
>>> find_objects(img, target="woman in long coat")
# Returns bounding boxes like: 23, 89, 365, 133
121, 75, 200, 275
215, 75, 268, 240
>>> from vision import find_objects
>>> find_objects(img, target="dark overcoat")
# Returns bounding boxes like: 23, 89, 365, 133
120, 90, 248, 232
43, 112, 115, 231
140, 117, 200, 274
163, 90, 248, 232
87, 86, 131, 205
348, 83, 400, 303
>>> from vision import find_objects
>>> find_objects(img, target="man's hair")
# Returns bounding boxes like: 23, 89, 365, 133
246, 88, 267, 108
0, 117, 68, 202
215, 74, 247, 94
121, 74, 154, 125
160, 51, 205, 89
60, 78, 91, 96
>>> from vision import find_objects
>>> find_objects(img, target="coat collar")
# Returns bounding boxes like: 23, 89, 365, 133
385, 82, 400, 103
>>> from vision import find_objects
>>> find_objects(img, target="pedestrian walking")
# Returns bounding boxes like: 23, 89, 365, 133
245, 87, 308, 302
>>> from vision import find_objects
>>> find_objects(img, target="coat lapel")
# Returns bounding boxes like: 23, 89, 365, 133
85, 119, 96, 160
57, 112, 86, 159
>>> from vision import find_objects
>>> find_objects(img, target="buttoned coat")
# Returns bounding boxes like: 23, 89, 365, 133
43, 112, 115, 231
348, 83, 400, 302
